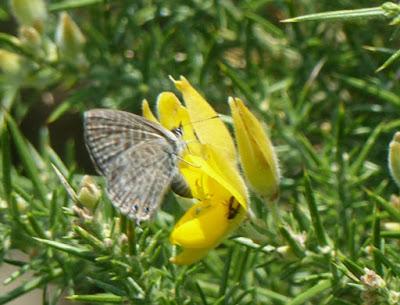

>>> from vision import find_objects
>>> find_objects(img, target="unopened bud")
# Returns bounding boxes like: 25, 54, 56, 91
383, 222, 400, 231
10, 0, 47, 32
0, 49, 24, 79
389, 290, 400, 304
276, 245, 290, 255
104, 238, 113, 248
382, 2, 400, 18
229, 97, 280, 201
19, 26, 42, 50
361, 268, 386, 289
390, 194, 400, 209
388, 132, 400, 187
119, 234, 128, 245
15, 195, 28, 213
72, 205, 93, 222
55, 12, 86, 62
77, 175, 101, 210
0, 49, 20, 73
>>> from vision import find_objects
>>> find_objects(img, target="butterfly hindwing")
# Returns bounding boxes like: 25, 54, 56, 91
106, 141, 177, 221
84, 109, 182, 221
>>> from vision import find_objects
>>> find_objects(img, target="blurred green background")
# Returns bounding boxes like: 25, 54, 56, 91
1, 0, 400, 304
1, 0, 398, 172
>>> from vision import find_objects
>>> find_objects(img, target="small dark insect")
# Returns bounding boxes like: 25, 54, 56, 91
227, 196, 241, 220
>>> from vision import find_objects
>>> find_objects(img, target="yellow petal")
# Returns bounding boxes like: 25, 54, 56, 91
180, 145, 248, 209
170, 197, 247, 264
170, 247, 210, 265
141, 99, 159, 123
156, 92, 198, 149
172, 76, 236, 165
170, 200, 228, 248
177, 160, 209, 200
157, 92, 185, 130
229, 97, 280, 200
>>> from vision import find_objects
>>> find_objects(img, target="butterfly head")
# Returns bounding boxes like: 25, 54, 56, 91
171, 122, 184, 138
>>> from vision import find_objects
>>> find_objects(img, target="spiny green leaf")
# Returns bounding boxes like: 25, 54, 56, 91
86, 277, 126, 296
33, 238, 94, 259
286, 279, 331, 305
350, 123, 385, 175
48, 0, 104, 11
365, 189, 400, 222
303, 171, 329, 247
282, 6, 385, 23
0, 269, 62, 305
337, 75, 400, 107
376, 48, 400, 72
5, 113, 48, 205
257, 287, 290, 304
66, 293, 125, 303
280, 226, 306, 258
1, 128, 11, 202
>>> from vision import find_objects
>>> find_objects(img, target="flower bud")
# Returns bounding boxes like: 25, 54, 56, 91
77, 175, 101, 210
0, 49, 20, 74
360, 268, 386, 289
388, 132, 400, 187
229, 97, 280, 200
55, 12, 86, 62
389, 291, 400, 304
10, 0, 47, 32
390, 194, 400, 209
0, 49, 24, 79
19, 26, 42, 50
382, 2, 400, 18
16, 194, 28, 213
383, 222, 400, 231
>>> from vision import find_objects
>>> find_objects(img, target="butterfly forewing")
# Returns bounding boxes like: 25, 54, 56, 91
84, 109, 183, 221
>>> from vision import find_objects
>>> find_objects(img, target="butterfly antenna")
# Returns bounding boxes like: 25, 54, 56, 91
177, 155, 201, 168
180, 115, 220, 128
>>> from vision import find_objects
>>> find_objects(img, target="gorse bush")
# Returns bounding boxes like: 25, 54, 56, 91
1, 0, 400, 304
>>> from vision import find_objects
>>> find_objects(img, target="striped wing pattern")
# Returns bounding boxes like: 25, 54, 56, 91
84, 109, 180, 221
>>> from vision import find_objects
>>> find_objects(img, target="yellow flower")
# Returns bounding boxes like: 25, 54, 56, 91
142, 78, 248, 265
229, 97, 280, 201
170, 146, 247, 264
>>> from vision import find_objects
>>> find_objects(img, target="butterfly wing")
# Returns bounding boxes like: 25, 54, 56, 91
84, 109, 180, 221
105, 141, 178, 221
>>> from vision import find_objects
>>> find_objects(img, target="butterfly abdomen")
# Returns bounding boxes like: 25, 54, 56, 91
171, 174, 192, 198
